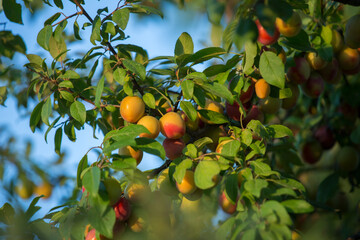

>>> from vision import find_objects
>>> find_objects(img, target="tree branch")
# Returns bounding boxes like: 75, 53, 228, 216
332, 0, 360, 5
52, 12, 81, 27
147, 159, 172, 179
72, 0, 145, 96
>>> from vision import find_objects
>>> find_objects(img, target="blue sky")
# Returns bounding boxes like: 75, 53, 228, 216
0, 0, 212, 215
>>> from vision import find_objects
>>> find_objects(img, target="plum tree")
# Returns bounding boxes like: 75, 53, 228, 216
3, 1, 360, 239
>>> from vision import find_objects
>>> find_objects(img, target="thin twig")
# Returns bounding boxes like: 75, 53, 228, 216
52, 12, 81, 27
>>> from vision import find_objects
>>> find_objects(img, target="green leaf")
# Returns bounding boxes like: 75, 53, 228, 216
77, 154, 88, 188
54, 127, 62, 154
73, 20, 81, 40
175, 32, 194, 56
233, 18, 258, 51
273, 178, 305, 193
37, 25, 52, 51
250, 160, 280, 177
220, 140, 240, 158
183, 47, 226, 65
58, 81, 74, 88
181, 79, 194, 100
88, 197, 116, 239
193, 137, 213, 150
41, 97, 52, 126
3, 0, 23, 24
123, 59, 146, 80
60, 91, 74, 102
321, 25, 333, 44
70, 101, 86, 125
198, 109, 228, 124
244, 179, 268, 198
49, 35, 67, 62
316, 173, 339, 203
225, 173, 238, 203
54, 0, 63, 9
180, 101, 197, 122
241, 129, 253, 147
282, 29, 313, 52
244, 41, 257, 74
129, 4, 163, 18
95, 76, 105, 108
281, 199, 314, 214
112, 8, 130, 30
44, 117, 60, 143
30, 101, 44, 133
44, 13, 61, 26
260, 200, 292, 226
266, 125, 293, 138
135, 138, 165, 160
90, 16, 101, 45
111, 156, 137, 171
268, 0, 292, 21
183, 144, 197, 159
207, 0, 225, 25
279, 87, 292, 99
103, 125, 150, 154
194, 160, 220, 189
143, 93, 156, 109
197, 82, 234, 104
59, 70, 80, 79
26, 54, 43, 66
25, 196, 42, 221
173, 159, 193, 184
0, 203, 15, 225
83, 167, 101, 196
259, 52, 285, 89
113, 68, 127, 85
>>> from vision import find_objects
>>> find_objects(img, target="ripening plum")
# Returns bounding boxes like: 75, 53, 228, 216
198, 99, 224, 124
286, 57, 311, 84
218, 191, 237, 214
282, 83, 300, 109
306, 52, 327, 70
163, 138, 185, 160
176, 170, 197, 195
259, 97, 282, 114
338, 47, 360, 71
336, 146, 359, 172
275, 11, 302, 37
344, 14, 360, 49
159, 112, 186, 139
137, 115, 160, 139
255, 79, 270, 99
120, 96, 145, 123
302, 72, 324, 98
255, 19, 280, 45
119, 146, 143, 165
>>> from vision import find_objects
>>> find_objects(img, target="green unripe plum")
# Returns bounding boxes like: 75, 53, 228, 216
259, 97, 282, 114
344, 14, 360, 49
336, 146, 359, 172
